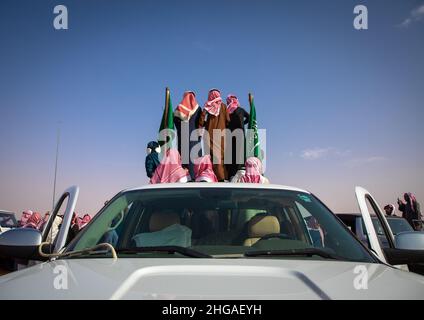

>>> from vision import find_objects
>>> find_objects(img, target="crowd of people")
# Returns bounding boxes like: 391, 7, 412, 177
384, 192, 422, 230
17, 210, 91, 235
145, 89, 268, 185
17, 210, 49, 229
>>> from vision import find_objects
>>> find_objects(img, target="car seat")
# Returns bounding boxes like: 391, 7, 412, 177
243, 215, 280, 246
131, 211, 191, 248
149, 211, 181, 232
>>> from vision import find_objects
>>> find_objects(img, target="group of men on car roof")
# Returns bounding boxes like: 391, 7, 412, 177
145, 89, 269, 184
142, 89, 422, 232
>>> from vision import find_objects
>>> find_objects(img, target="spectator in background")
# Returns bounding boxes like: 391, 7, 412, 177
398, 193, 421, 230
79, 214, 91, 229
384, 204, 395, 216
62, 212, 84, 245
18, 210, 33, 227
38, 212, 50, 231
45, 215, 63, 243
23, 212, 41, 229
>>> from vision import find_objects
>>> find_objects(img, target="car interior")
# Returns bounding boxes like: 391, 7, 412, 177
67, 189, 374, 262
98, 195, 316, 254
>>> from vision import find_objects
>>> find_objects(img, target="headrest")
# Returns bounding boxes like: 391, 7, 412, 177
149, 211, 180, 232
247, 215, 280, 238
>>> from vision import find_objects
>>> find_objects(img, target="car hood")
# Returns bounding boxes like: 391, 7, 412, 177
0, 258, 423, 299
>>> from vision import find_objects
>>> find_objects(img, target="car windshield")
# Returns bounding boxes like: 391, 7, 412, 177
0, 212, 17, 228
67, 187, 374, 262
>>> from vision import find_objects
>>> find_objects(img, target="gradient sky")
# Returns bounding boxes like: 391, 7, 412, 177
1, 0, 423, 217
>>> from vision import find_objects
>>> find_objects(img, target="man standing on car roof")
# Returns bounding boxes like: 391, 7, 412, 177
198, 89, 230, 181
225, 94, 249, 180
174, 91, 202, 180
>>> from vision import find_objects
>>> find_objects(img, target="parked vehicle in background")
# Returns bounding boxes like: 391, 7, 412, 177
336, 213, 414, 249
0, 211, 18, 271
1, 184, 424, 299
0, 211, 18, 234
354, 187, 424, 276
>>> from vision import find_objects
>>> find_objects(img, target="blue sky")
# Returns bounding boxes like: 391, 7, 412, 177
0, 0, 423, 216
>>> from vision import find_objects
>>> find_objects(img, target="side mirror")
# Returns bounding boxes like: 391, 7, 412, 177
0, 228, 44, 260
381, 232, 424, 269
383, 247, 424, 265
395, 231, 424, 250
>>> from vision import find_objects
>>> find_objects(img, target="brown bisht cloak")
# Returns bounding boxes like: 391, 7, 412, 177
198, 103, 230, 181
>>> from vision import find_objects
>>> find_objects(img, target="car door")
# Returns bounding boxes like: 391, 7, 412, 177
355, 186, 396, 264
41, 185, 79, 254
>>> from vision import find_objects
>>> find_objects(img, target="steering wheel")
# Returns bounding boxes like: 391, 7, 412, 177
259, 233, 293, 241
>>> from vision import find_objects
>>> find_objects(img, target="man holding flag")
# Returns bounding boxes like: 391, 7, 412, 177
144, 87, 175, 179
231, 93, 269, 184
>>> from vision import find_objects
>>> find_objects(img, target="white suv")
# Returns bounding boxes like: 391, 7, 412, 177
0, 183, 424, 299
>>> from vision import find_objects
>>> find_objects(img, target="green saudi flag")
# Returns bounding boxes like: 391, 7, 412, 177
159, 87, 174, 132
247, 93, 260, 158
158, 87, 175, 147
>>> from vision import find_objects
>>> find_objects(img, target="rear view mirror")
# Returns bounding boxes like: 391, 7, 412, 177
0, 228, 43, 260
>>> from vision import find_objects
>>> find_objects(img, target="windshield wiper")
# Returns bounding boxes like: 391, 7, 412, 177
116, 246, 211, 258
59, 243, 117, 259
244, 248, 340, 260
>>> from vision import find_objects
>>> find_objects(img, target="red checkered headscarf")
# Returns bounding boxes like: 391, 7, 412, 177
240, 157, 266, 184
204, 89, 222, 116
194, 155, 218, 182
150, 149, 190, 184
226, 94, 239, 114
23, 212, 42, 229
174, 91, 199, 121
